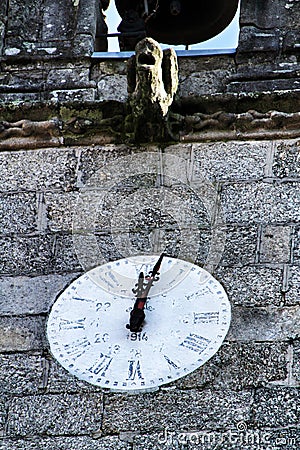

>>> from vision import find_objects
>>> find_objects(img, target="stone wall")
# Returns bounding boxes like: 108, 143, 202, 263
0, 139, 299, 449
0, 0, 299, 104
0, 0, 299, 449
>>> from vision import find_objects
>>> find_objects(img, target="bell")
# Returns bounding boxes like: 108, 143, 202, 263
115, 0, 239, 48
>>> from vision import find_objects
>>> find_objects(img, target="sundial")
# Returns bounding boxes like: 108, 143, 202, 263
47, 254, 231, 393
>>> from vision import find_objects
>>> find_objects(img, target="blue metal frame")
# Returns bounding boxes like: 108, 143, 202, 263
91, 48, 236, 59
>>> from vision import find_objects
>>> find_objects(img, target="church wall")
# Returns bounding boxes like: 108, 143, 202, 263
0, 1, 299, 449
0, 138, 299, 449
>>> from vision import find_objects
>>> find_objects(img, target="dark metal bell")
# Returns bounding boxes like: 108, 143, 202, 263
115, 0, 239, 47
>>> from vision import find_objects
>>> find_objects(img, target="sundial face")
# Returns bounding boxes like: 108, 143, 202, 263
47, 255, 231, 393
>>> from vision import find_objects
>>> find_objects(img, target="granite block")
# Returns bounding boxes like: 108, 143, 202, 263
7, 393, 103, 437
220, 182, 300, 224
0, 273, 79, 316
103, 389, 252, 434
0, 192, 37, 234
215, 266, 283, 307
253, 387, 300, 428
0, 316, 46, 352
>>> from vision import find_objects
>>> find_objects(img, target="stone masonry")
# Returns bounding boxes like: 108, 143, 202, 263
0, 1, 299, 449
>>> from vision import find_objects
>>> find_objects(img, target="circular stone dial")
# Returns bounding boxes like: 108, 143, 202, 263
47, 255, 231, 392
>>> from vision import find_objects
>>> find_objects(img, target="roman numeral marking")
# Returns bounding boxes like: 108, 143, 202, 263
193, 311, 219, 324
63, 336, 90, 359
73, 297, 94, 303
89, 353, 113, 377
180, 333, 211, 354
164, 355, 180, 370
126, 360, 144, 380
59, 318, 86, 331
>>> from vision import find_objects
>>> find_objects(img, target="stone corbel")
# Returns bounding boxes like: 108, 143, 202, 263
181, 110, 300, 142
0, 118, 63, 150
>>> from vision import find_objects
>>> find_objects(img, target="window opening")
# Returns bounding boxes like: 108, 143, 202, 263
94, 1, 240, 58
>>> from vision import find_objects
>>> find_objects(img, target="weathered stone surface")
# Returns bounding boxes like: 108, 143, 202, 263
0, 234, 55, 276
73, 35, 95, 58
0, 396, 6, 437
103, 389, 252, 434
97, 76, 128, 102
42, 0, 77, 41
293, 226, 300, 263
77, 145, 134, 186
53, 233, 83, 273
133, 427, 300, 450
0, 147, 78, 192
0, 436, 131, 450
0, 2, 6, 55
285, 266, 300, 306
0, 69, 45, 91
283, 30, 300, 53
44, 192, 79, 232
6, 393, 103, 437
218, 225, 258, 266
273, 140, 300, 178
228, 306, 300, 342
75, 0, 98, 38
253, 387, 300, 428
92, 61, 128, 78
0, 192, 37, 234
93, 180, 211, 231
292, 341, 300, 382
133, 432, 187, 450
176, 342, 288, 391
6, 0, 44, 43
73, 232, 121, 270
227, 78, 300, 94
240, 0, 280, 29
0, 273, 78, 316
0, 316, 46, 352
215, 266, 283, 307
259, 225, 291, 263
48, 88, 96, 103
279, 0, 300, 29
179, 68, 234, 97
44, 356, 102, 394
220, 182, 300, 224
190, 141, 270, 182
4, 0, 79, 59
237, 27, 280, 55
0, 353, 43, 395
0, 92, 42, 104
46, 67, 91, 90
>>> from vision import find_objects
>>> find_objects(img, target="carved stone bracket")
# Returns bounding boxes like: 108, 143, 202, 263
0, 108, 299, 150
0, 119, 63, 150
181, 110, 300, 142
